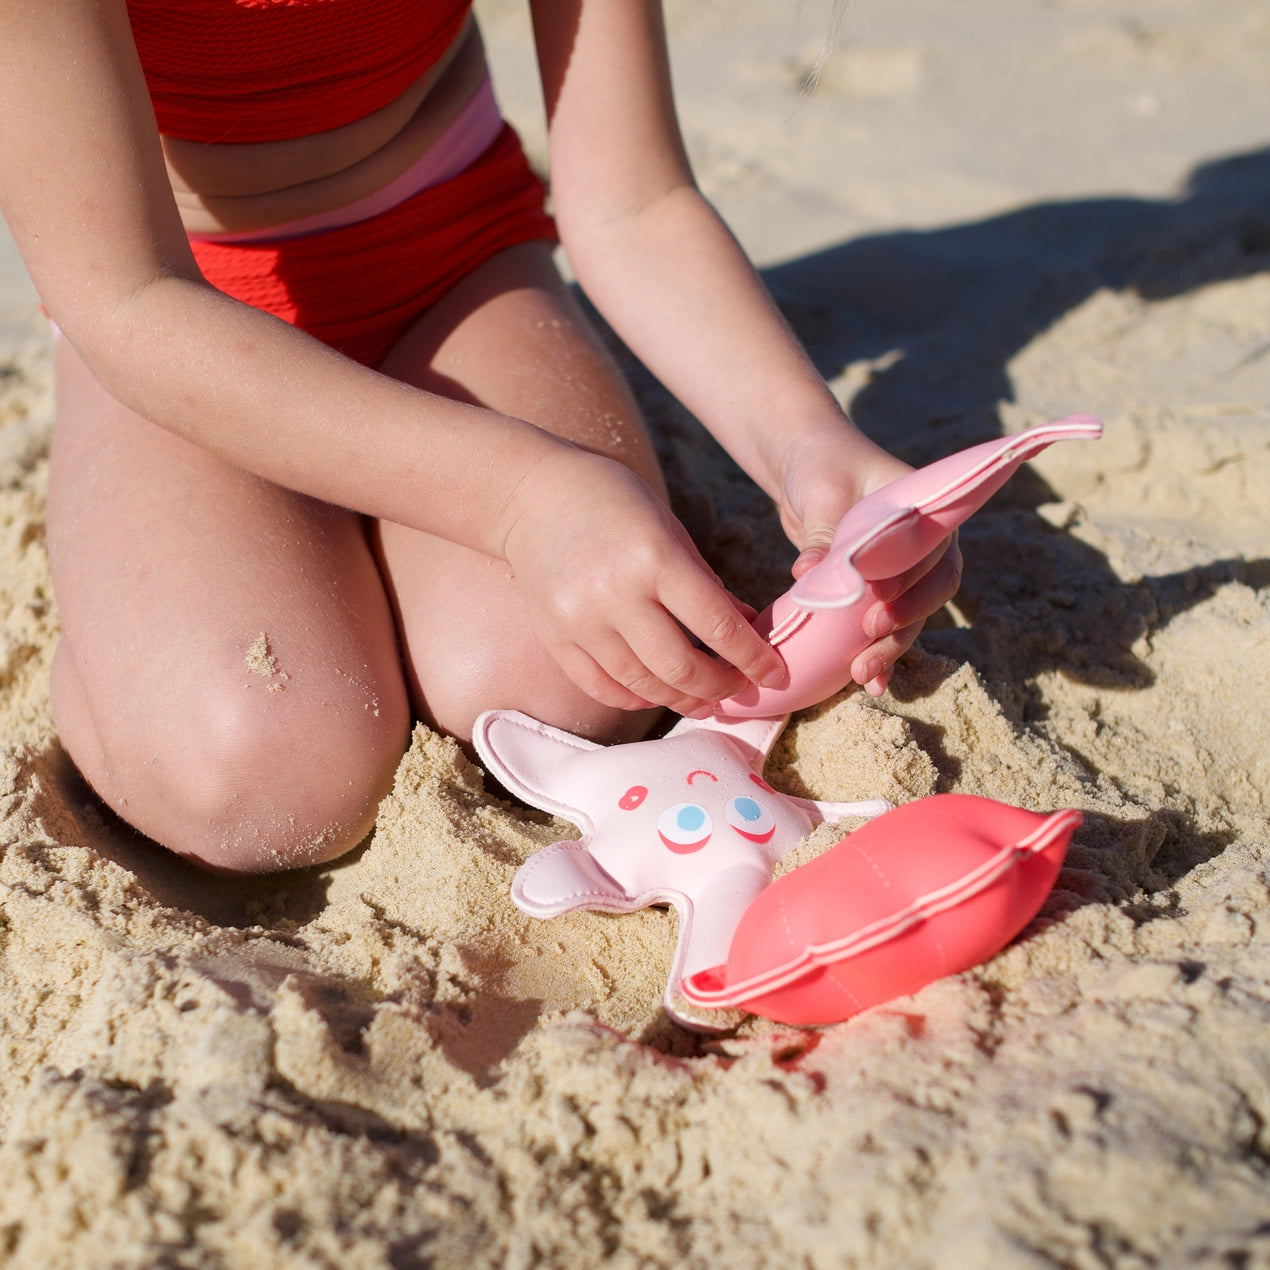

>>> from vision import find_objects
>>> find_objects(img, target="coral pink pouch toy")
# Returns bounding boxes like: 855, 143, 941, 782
473, 418, 1100, 1029
681, 795, 1081, 1026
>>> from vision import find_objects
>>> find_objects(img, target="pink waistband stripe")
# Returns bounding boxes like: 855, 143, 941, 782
187, 74, 504, 245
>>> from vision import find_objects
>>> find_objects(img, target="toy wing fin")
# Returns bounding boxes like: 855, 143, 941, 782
511, 840, 633, 917
792, 415, 1102, 609
472, 709, 602, 825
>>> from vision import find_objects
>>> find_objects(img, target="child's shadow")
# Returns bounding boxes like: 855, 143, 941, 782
612, 144, 1270, 915
649, 145, 1270, 701
618, 143, 1267, 551
762, 145, 1270, 462
23, 745, 342, 930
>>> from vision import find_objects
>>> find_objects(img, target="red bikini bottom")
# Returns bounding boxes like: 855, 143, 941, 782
189, 125, 557, 368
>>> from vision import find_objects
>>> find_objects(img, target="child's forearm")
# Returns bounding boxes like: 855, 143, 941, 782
559, 183, 880, 496
73, 271, 584, 558
55, 268, 790, 713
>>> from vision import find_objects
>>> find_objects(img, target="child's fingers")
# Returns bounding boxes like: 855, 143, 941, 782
554, 644, 659, 713
790, 524, 835, 579
865, 533, 963, 628
851, 538, 962, 691
873, 528, 960, 601
862, 666, 893, 698
618, 619, 751, 712
850, 619, 924, 694
660, 571, 786, 691
562, 621, 744, 716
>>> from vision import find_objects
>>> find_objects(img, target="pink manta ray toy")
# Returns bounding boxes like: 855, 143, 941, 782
473, 417, 1101, 1029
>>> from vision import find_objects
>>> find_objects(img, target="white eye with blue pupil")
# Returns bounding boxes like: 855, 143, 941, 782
725, 795, 776, 842
657, 802, 713, 852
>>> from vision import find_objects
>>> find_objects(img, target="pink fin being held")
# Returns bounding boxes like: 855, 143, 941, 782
716, 415, 1103, 718
793, 414, 1104, 609
680, 795, 1081, 1026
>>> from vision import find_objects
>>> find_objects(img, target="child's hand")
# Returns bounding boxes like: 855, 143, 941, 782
501, 451, 787, 716
776, 420, 964, 697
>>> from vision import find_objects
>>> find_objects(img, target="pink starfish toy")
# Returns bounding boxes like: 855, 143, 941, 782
474, 418, 1100, 1028
475, 710, 890, 1028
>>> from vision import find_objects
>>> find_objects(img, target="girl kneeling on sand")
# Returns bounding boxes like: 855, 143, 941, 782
0, 0, 959, 871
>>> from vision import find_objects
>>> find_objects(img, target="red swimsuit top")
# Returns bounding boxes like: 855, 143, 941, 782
126, 0, 474, 144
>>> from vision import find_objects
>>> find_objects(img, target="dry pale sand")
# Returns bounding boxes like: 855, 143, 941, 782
2, 0, 1269, 1265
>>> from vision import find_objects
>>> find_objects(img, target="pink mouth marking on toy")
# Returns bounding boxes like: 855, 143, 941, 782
474, 418, 1101, 1029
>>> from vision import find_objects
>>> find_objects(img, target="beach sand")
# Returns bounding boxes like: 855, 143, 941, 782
1, 0, 1268, 1264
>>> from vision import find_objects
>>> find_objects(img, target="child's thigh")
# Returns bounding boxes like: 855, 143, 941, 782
374, 241, 665, 741
380, 240, 666, 490
47, 340, 410, 869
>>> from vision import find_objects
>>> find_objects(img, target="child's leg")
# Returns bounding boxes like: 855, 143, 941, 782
374, 240, 673, 744
47, 338, 411, 873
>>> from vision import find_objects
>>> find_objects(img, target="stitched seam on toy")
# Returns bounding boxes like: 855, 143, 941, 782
823, 842, 884, 1010
517, 843, 627, 907
493, 714, 598, 809
768, 605, 811, 646
513, 714, 598, 756
924, 422, 1082, 513
708, 841, 1026, 1003
1018, 809, 1082, 852
852, 843, 894, 896
770, 892, 860, 1010
823, 961, 863, 1009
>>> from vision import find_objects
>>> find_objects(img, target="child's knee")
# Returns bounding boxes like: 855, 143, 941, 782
177, 674, 411, 873
55, 650, 411, 874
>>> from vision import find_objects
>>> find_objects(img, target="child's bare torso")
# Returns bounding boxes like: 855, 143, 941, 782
163, 14, 485, 236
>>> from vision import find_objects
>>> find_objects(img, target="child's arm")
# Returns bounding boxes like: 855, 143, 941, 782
0, 0, 786, 716
534, 0, 962, 694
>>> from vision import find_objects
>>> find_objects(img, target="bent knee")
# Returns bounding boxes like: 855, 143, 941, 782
55, 650, 411, 873
175, 675, 412, 872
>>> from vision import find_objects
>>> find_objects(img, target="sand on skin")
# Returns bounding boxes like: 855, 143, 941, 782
1, 0, 1268, 1265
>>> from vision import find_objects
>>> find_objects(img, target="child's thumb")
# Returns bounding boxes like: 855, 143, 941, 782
791, 523, 836, 579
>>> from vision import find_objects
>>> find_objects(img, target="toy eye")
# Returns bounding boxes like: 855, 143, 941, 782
725, 796, 776, 844
657, 802, 713, 854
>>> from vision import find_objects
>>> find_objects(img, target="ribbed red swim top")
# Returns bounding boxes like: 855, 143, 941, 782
126, 0, 473, 144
